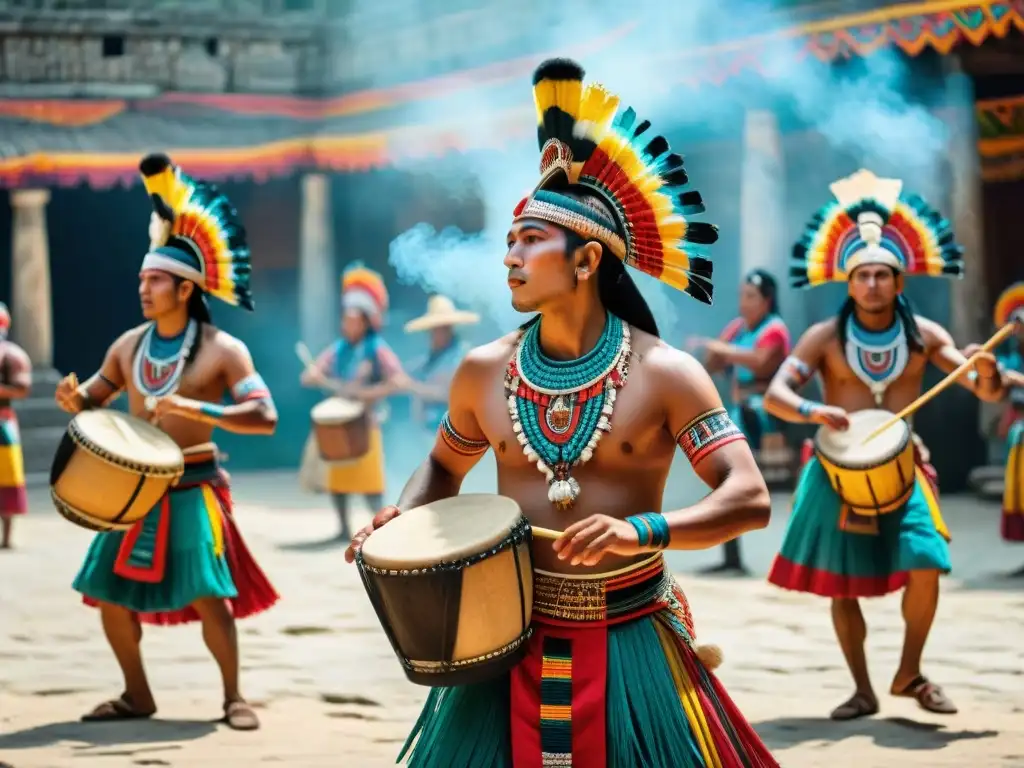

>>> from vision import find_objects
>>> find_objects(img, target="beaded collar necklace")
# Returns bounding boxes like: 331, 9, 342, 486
844, 314, 908, 405
504, 313, 631, 509
133, 319, 198, 399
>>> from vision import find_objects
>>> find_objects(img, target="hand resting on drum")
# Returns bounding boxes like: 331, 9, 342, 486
344, 504, 402, 563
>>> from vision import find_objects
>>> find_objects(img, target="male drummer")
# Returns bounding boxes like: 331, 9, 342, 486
53, 153, 278, 729
300, 262, 406, 541
402, 294, 478, 432
763, 169, 1008, 721
345, 60, 779, 766
0, 302, 32, 549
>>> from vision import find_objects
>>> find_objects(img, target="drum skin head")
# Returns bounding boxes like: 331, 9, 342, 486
361, 494, 524, 568
311, 397, 365, 425
71, 410, 184, 469
815, 408, 910, 468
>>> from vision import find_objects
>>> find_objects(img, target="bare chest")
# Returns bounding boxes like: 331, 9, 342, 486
118, 341, 226, 412
474, 366, 674, 474
821, 341, 928, 409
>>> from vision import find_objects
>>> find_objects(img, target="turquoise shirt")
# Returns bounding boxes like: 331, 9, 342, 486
410, 339, 469, 430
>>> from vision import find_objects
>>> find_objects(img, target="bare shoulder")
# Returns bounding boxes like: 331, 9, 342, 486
913, 315, 952, 347
800, 317, 839, 346
634, 332, 714, 397
2, 341, 32, 368
205, 326, 252, 360
458, 331, 518, 381
111, 323, 149, 357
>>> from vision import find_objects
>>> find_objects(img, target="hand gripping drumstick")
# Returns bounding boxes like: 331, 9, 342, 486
295, 341, 340, 397
862, 319, 1020, 445
531, 525, 560, 541
294, 341, 317, 370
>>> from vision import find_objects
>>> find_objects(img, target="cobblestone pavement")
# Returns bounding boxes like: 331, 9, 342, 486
2, 464, 1023, 767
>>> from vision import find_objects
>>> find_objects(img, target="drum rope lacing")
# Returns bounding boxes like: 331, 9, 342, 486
505, 313, 631, 510
66, 419, 185, 479
356, 517, 532, 576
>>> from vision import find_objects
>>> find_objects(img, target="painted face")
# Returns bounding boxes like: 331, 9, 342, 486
848, 263, 900, 314
341, 308, 368, 342
503, 218, 577, 313
739, 283, 769, 326
139, 269, 190, 320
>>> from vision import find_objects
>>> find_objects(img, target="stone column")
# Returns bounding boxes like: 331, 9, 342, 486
10, 189, 53, 368
739, 109, 790, 317
298, 173, 336, 353
943, 56, 987, 346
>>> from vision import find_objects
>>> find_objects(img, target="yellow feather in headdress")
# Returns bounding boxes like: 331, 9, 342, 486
532, 63, 583, 129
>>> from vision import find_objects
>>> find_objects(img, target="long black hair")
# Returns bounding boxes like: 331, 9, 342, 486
745, 268, 779, 315
171, 276, 210, 364
836, 276, 923, 352
561, 228, 659, 337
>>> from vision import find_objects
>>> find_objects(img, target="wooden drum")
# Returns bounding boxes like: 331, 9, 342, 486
814, 408, 915, 515
310, 397, 370, 462
50, 410, 185, 532
356, 494, 534, 687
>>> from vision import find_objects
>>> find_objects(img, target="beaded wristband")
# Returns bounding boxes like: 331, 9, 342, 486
626, 513, 671, 550
797, 400, 817, 417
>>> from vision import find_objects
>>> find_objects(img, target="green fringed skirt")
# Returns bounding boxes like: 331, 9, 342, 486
399, 556, 778, 768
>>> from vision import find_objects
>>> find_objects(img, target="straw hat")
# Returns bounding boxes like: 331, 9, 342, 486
404, 295, 480, 333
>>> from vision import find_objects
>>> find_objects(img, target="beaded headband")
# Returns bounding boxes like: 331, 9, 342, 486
513, 59, 718, 304
791, 168, 964, 289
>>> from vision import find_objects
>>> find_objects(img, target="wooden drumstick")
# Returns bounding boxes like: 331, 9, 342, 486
531, 525, 561, 541
862, 319, 1019, 444
295, 341, 318, 371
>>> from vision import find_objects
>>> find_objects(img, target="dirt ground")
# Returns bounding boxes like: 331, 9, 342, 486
2, 473, 1023, 768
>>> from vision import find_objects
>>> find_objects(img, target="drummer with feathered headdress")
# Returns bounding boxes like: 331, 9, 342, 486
346, 58, 780, 767
762, 169, 1010, 720
53, 153, 279, 730
299, 262, 406, 541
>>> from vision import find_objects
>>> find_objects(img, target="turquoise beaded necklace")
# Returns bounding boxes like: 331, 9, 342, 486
505, 312, 631, 509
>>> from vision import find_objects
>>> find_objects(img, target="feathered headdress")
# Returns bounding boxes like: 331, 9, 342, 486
512, 59, 718, 304
341, 262, 389, 329
791, 169, 964, 289
994, 282, 1024, 328
139, 153, 254, 311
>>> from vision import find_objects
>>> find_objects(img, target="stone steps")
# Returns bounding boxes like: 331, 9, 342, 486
11, 368, 70, 478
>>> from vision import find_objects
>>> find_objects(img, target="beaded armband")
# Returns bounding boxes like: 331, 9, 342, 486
797, 400, 818, 417
781, 356, 813, 388
440, 411, 489, 456
199, 402, 227, 421
231, 372, 273, 404
626, 513, 671, 550
675, 407, 745, 467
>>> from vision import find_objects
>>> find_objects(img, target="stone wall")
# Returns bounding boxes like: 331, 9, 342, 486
0, 0, 328, 95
